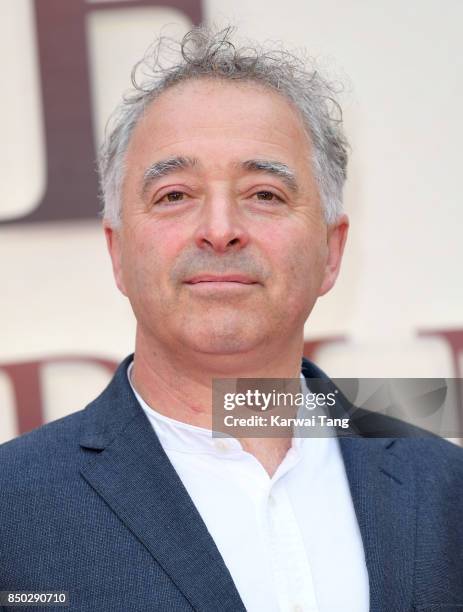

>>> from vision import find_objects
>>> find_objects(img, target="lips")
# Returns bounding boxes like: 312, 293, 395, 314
185, 274, 257, 284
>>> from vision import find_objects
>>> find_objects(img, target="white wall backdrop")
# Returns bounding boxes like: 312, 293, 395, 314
1, 0, 462, 442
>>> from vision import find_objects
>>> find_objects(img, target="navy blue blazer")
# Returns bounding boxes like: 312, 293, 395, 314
1, 354, 462, 612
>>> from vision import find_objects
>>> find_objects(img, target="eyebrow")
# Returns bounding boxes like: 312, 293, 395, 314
141, 156, 197, 198
140, 156, 299, 198
238, 159, 299, 194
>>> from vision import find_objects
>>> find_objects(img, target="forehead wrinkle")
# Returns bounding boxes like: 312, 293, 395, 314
237, 159, 299, 194
141, 156, 198, 198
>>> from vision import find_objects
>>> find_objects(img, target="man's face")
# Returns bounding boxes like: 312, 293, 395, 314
105, 78, 348, 358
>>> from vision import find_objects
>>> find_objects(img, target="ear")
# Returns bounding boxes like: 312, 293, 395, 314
318, 214, 349, 297
103, 221, 128, 296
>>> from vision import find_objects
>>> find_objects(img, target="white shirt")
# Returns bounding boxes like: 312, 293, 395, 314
127, 362, 369, 612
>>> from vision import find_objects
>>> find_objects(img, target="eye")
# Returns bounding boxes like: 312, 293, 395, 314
159, 191, 185, 202
157, 191, 185, 204
254, 191, 283, 202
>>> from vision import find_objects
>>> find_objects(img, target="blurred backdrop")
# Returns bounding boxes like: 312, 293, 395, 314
1, 0, 462, 443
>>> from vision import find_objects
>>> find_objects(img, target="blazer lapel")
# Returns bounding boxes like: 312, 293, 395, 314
301, 358, 416, 612
79, 355, 246, 612
339, 437, 416, 612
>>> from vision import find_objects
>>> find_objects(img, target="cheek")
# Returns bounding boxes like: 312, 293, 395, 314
263, 224, 325, 286
124, 221, 183, 269
119, 224, 175, 296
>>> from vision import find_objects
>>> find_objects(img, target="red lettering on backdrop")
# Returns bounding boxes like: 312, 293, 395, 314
1, 331, 462, 438
418, 328, 463, 432
303, 336, 346, 361
0, 357, 117, 436
1, 0, 203, 225
418, 329, 463, 379
1, 340, 343, 437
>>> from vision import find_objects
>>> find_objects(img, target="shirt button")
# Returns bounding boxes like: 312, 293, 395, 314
213, 439, 230, 453
268, 493, 277, 508
292, 605, 304, 612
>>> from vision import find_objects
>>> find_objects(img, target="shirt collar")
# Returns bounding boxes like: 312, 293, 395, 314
127, 361, 314, 456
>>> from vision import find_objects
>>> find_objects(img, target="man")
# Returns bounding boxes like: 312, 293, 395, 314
1, 25, 462, 612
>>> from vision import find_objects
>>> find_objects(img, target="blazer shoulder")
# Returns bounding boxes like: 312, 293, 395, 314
0, 354, 138, 489
301, 356, 463, 479
406, 434, 463, 468
394, 434, 463, 495
354, 405, 463, 476
0, 408, 86, 480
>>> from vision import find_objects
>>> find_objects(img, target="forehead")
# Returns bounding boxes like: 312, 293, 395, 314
125, 78, 313, 170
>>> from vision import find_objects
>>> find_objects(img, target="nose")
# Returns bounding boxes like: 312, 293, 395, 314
193, 193, 250, 253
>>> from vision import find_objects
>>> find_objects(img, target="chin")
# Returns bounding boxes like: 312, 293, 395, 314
184, 321, 267, 355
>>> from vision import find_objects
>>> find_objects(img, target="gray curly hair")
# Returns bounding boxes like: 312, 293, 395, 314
98, 25, 349, 227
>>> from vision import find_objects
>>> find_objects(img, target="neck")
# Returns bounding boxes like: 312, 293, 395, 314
130, 328, 305, 476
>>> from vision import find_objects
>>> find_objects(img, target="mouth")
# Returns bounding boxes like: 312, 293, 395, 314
185, 274, 258, 285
